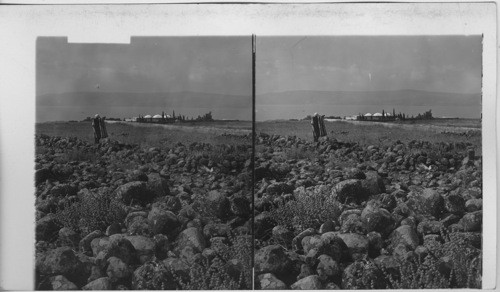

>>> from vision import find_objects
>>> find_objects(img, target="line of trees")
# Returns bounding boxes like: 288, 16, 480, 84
172, 110, 213, 122
357, 109, 433, 121
137, 110, 214, 123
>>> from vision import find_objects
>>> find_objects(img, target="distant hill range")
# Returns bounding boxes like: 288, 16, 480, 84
37, 91, 251, 108
257, 90, 481, 107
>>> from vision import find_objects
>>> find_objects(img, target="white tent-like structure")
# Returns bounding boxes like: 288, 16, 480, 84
144, 115, 152, 119
153, 114, 163, 119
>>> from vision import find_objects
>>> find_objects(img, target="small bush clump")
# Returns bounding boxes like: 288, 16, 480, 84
54, 191, 127, 237
269, 187, 342, 235
383, 230, 482, 289
174, 234, 252, 290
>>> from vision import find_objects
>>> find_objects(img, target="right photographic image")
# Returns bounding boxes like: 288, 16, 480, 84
254, 36, 483, 289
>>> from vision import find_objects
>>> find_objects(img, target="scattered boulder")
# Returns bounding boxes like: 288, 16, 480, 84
176, 227, 206, 253
291, 275, 323, 290
388, 225, 419, 252
254, 245, 291, 275
106, 257, 132, 283
148, 204, 180, 236
125, 235, 155, 264
258, 273, 287, 289
361, 200, 394, 234
255, 212, 277, 241
362, 171, 385, 196
35, 168, 53, 186
417, 220, 444, 236
83, 277, 112, 290
103, 237, 138, 265
465, 199, 482, 212
406, 187, 444, 218
146, 173, 170, 197
272, 225, 294, 245
206, 190, 232, 219
36, 214, 61, 242
316, 254, 340, 281
332, 179, 366, 203
337, 233, 369, 260
459, 211, 482, 232
36, 247, 87, 286
47, 275, 78, 290
114, 181, 154, 206
91, 237, 111, 257
444, 194, 465, 215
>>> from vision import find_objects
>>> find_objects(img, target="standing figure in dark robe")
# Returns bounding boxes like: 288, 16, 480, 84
311, 112, 320, 142
92, 114, 101, 144
100, 116, 108, 138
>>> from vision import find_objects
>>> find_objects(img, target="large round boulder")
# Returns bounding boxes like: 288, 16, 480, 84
36, 247, 87, 286
124, 235, 155, 264
406, 187, 444, 218
114, 181, 155, 206
206, 190, 232, 219
254, 245, 291, 276
316, 254, 340, 281
258, 273, 287, 289
82, 277, 112, 290
388, 225, 419, 252
291, 275, 323, 289
106, 256, 132, 283
459, 211, 482, 232
148, 204, 180, 237
36, 214, 61, 242
361, 200, 394, 235
361, 171, 386, 196
331, 179, 366, 204
146, 173, 170, 197
337, 233, 369, 260
175, 227, 206, 253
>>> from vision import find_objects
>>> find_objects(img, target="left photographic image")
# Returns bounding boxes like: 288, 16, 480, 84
35, 36, 253, 290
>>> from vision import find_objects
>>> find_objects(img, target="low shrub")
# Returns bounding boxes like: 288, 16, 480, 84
173, 234, 252, 290
268, 187, 342, 236
383, 230, 482, 289
54, 191, 127, 237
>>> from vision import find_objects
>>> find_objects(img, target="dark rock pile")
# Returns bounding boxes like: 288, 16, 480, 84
254, 133, 482, 289
35, 134, 252, 290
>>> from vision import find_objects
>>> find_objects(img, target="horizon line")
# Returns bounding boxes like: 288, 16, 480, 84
256, 88, 482, 96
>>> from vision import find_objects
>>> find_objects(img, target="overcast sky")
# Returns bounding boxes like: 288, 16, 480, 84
37, 36, 252, 96
256, 36, 482, 94
37, 35, 482, 121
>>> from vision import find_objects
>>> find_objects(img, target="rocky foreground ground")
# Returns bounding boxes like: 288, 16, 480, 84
254, 133, 482, 289
35, 134, 252, 290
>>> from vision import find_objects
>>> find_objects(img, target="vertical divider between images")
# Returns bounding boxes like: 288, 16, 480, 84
251, 33, 256, 289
